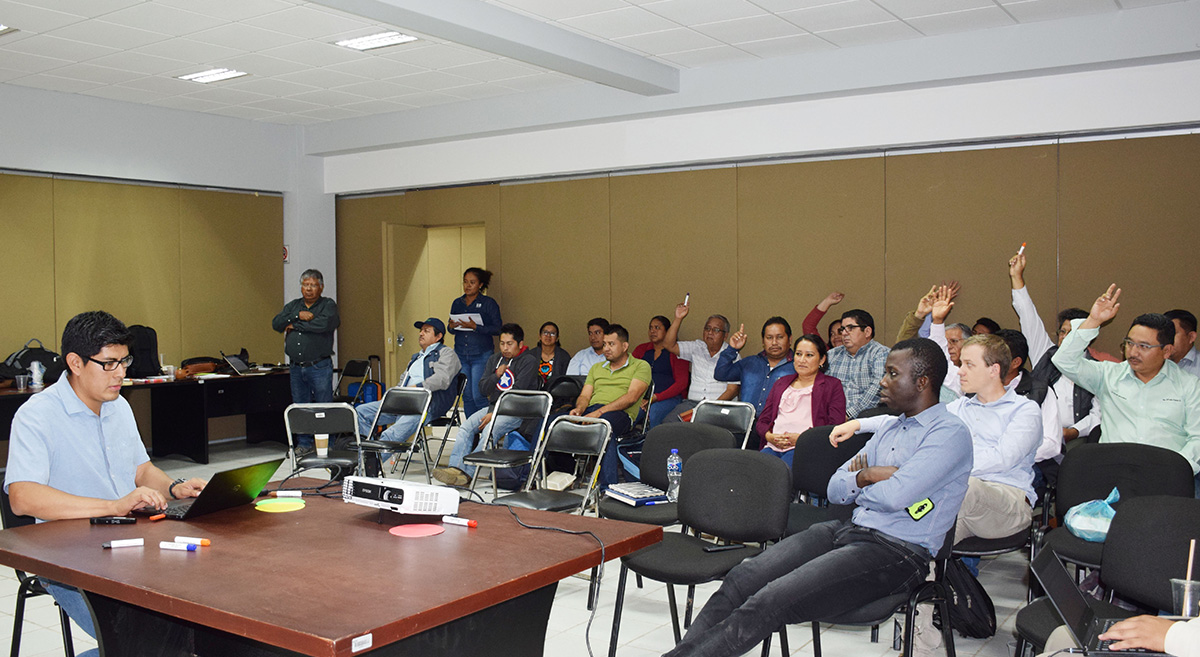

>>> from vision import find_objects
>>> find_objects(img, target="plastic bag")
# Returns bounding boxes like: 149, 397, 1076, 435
1065, 487, 1119, 542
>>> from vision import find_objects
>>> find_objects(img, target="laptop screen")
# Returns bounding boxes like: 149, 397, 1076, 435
223, 353, 251, 374
1031, 548, 1094, 645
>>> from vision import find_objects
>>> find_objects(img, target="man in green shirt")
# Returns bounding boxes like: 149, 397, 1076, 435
1052, 284, 1200, 477
571, 324, 651, 487
272, 269, 340, 453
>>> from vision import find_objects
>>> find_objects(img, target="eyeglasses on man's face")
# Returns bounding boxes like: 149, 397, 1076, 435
838, 324, 863, 335
1122, 338, 1164, 353
703, 326, 726, 334
88, 355, 134, 371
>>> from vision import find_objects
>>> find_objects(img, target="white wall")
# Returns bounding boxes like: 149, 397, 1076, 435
322, 58, 1200, 194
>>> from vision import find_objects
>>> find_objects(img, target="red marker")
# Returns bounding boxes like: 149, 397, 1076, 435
442, 516, 477, 528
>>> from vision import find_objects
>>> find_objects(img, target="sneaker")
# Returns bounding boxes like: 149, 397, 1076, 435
433, 467, 470, 487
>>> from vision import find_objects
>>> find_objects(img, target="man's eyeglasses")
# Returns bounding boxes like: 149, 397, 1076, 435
1122, 339, 1165, 353
88, 355, 134, 371
838, 324, 862, 334
703, 326, 726, 334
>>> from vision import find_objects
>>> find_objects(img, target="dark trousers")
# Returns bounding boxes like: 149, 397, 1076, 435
663, 520, 929, 657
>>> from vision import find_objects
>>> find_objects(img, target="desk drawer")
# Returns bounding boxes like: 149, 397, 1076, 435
203, 381, 248, 417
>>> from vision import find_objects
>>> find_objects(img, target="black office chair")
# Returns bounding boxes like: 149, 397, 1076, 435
332, 359, 373, 405
608, 449, 791, 657
0, 490, 76, 657
282, 403, 360, 478
424, 372, 468, 468
359, 387, 433, 481
786, 425, 869, 537
494, 415, 613, 514
546, 375, 584, 412
464, 390, 553, 497
691, 399, 756, 449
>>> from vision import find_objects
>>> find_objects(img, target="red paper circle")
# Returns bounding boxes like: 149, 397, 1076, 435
388, 524, 445, 538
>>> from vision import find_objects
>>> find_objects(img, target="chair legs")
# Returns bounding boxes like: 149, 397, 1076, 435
58, 607, 75, 657
609, 564, 630, 657
759, 627, 788, 657
11, 581, 75, 657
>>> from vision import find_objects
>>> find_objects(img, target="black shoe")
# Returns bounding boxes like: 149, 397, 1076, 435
294, 445, 315, 459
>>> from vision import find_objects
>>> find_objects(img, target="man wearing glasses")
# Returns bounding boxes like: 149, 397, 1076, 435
827, 309, 890, 418
661, 299, 740, 422
5, 311, 207, 654
1052, 285, 1200, 477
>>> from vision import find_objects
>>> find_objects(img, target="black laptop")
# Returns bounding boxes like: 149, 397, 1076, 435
134, 458, 284, 520
1031, 548, 1170, 655
220, 351, 254, 375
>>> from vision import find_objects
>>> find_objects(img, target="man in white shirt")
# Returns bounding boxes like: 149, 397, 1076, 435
661, 299, 740, 422
566, 317, 609, 376
1165, 309, 1200, 379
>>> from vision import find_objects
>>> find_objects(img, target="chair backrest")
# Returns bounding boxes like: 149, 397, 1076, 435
284, 403, 359, 437
493, 389, 554, 421
856, 405, 900, 419
1102, 496, 1200, 612
678, 449, 791, 543
542, 415, 612, 457
692, 400, 756, 448
1054, 443, 1195, 524
640, 423, 737, 490
792, 425, 872, 499
377, 386, 433, 418
546, 376, 583, 407
339, 359, 372, 379
630, 379, 654, 436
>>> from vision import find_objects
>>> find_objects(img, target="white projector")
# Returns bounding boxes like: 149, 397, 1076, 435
342, 476, 460, 516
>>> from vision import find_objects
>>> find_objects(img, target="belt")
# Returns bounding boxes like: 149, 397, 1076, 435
291, 357, 331, 368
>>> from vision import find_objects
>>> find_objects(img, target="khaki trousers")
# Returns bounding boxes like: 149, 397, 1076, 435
955, 477, 1032, 541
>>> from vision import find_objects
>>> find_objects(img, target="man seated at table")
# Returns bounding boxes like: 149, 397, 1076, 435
433, 323, 539, 487
568, 324, 651, 488
4, 310, 207, 656
355, 318, 462, 470
663, 339, 972, 657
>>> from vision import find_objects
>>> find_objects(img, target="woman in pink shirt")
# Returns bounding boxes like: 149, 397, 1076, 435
754, 334, 847, 468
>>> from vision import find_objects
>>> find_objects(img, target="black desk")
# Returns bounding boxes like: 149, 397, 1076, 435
0, 372, 292, 465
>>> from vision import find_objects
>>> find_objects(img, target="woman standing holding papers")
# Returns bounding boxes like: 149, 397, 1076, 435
448, 268, 502, 417
754, 335, 846, 467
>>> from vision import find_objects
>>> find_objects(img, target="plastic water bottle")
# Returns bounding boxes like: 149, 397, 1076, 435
666, 449, 682, 502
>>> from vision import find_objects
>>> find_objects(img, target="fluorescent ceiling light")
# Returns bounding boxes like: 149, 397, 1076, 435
176, 68, 248, 84
335, 31, 417, 51
0, 25, 18, 37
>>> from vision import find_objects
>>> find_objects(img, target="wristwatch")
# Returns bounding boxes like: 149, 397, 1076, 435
169, 478, 187, 499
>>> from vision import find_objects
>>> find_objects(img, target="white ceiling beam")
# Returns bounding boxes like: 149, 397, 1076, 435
309, 0, 679, 96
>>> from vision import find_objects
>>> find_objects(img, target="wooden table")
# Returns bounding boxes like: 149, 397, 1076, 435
0, 489, 661, 657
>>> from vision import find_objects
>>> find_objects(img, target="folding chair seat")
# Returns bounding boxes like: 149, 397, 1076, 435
283, 403, 360, 477
691, 399, 756, 448
357, 387, 433, 482
0, 490, 76, 657
464, 390, 553, 497
494, 415, 613, 514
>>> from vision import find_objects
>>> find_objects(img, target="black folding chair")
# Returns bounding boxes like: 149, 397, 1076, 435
424, 372, 468, 468
691, 399, 756, 448
0, 490, 76, 657
464, 390, 553, 497
332, 359, 373, 405
282, 403, 359, 477
494, 415, 613, 514
359, 386, 433, 482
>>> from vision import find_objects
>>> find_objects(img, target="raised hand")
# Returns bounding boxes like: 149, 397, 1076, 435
674, 302, 690, 321
931, 285, 955, 323
818, 291, 845, 312
1088, 284, 1122, 324
915, 285, 937, 318
942, 280, 961, 300
729, 324, 748, 350
1008, 252, 1026, 286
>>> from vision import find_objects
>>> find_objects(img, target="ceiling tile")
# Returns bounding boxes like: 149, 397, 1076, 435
748, 0, 855, 10
389, 69, 476, 91
275, 66, 368, 88
906, 6, 1016, 35
872, 0, 994, 20
642, 0, 768, 25
294, 105, 362, 120
330, 79, 420, 99
339, 98, 412, 114
225, 76, 317, 97
323, 55, 426, 79
119, 74, 199, 94
380, 43, 493, 69
260, 113, 324, 125
21, 0, 142, 19
214, 52, 310, 77
285, 87, 372, 106
1002, 0, 1119, 23
490, 0, 626, 20
2, 34, 119, 61
49, 61, 143, 84
660, 45, 759, 66
614, 27, 722, 54
148, 95, 229, 112
242, 5, 370, 39
88, 50, 191, 75
133, 38, 246, 63
560, 7, 681, 39
437, 82, 517, 101
735, 32, 837, 56
389, 90, 462, 107
815, 18, 922, 46
155, 0, 296, 22
99, 3, 227, 37
691, 14, 805, 42
209, 104, 284, 120
242, 96, 326, 113
0, 1, 86, 33
81, 84, 167, 103
189, 22, 299, 51
781, 0, 897, 31
498, 73, 579, 92
0, 49, 72, 73
260, 39, 362, 67
1117, 0, 1185, 6
9, 72, 102, 92
46, 19, 170, 50
442, 58, 541, 81
182, 86, 275, 105
0, 66, 26, 82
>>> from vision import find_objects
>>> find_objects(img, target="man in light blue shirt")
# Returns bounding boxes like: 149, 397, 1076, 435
664, 339, 972, 657
4, 311, 208, 657
566, 317, 608, 376
1053, 286, 1200, 474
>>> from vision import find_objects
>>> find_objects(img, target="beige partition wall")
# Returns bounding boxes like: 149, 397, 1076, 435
736, 158, 885, 343
884, 145, 1059, 344
335, 194, 404, 369
1059, 135, 1200, 352
1, 174, 56, 353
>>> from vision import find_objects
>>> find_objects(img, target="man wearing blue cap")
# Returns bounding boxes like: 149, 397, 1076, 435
354, 318, 461, 469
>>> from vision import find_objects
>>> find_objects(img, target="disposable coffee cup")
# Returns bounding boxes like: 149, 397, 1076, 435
163, 365, 176, 380
14, 375, 29, 391
1171, 579, 1200, 617
315, 434, 329, 458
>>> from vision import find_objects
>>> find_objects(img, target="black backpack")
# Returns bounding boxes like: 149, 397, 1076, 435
937, 557, 997, 639
3, 339, 65, 384
126, 325, 160, 378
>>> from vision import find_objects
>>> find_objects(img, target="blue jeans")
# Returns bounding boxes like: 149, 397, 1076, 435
446, 407, 523, 478
646, 398, 679, 429
760, 447, 795, 469
41, 580, 99, 657
355, 401, 425, 462
457, 350, 492, 418
289, 358, 333, 448
663, 520, 929, 657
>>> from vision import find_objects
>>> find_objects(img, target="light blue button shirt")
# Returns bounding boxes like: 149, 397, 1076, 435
4, 378, 149, 520
401, 343, 439, 387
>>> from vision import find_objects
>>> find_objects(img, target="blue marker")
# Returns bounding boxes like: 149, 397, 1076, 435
159, 541, 198, 552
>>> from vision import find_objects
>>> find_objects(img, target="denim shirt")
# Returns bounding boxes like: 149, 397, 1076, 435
713, 346, 796, 413
449, 294, 502, 357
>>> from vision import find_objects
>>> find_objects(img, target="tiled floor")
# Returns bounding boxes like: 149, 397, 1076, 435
0, 437, 1030, 657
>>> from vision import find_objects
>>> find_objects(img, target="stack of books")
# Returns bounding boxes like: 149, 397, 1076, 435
605, 482, 669, 506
